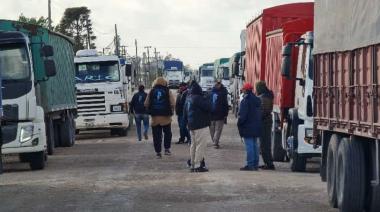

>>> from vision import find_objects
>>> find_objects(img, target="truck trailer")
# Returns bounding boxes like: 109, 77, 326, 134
0, 20, 77, 169
310, 1, 380, 211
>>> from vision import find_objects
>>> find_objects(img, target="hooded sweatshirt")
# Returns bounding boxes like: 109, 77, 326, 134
183, 82, 211, 130
144, 77, 175, 126
210, 84, 229, 121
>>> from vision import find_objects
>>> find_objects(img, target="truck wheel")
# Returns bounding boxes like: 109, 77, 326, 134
60, 113, 75, 147
118, 128, 128, 137
290, 152, 306, 172
110, 129, 118, 136
19, 153, 30, 163
327, 134, 340, 208
45, 117, 55, 155
272, 127, 286, 162
29, 151, 45, 170
336, 137, 366, 212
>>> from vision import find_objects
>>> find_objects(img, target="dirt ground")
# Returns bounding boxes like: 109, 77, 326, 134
0, 115, 338, 212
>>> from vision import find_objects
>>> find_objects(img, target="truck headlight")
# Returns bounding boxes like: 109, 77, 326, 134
305, 128, 313, 138
111, 104, 123, 112
20, 125, 34, 143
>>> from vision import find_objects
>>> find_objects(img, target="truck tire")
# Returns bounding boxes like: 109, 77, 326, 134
118, 128, 128, 137
60, 112, 75, 147
19, 153, 30, 163
336, 137, 366, 212
45, 117, 55, 155
53, 120, 61, 147
272, 127, 286, 161
29, 151, 45, 170
327, 134, 340, 208
290, 152, 306, 172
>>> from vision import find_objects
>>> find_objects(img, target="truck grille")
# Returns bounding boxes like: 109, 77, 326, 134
76, 91, 106, 116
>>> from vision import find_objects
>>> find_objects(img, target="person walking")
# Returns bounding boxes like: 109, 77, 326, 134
238, 83, 262, 171
130, 85, 149, 141
256, 81, 275, 170
175, 82, 191, 144
184, 81, 211, 172
145, 77, 175, 159
209, 80, 229, 149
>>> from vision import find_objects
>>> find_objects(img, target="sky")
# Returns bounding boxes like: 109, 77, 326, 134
1, 0, 313, 68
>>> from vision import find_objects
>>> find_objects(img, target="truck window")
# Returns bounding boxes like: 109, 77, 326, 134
75, 61, 120, 83
222, 67, 229, 80
0, 43, 30, 81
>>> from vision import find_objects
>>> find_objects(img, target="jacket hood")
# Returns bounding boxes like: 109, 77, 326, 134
190, 81, 202, 95
153, 77, 167, 87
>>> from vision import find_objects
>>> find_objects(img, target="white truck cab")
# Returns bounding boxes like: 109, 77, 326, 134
199, 64, 215, 92
74, 50, 129, 136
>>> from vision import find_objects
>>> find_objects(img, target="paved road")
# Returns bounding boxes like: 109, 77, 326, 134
0, 115, 337, 212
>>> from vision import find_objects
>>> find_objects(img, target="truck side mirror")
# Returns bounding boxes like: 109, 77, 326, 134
281, 44, 292, 79
307, 95, 313, 117
44, 59, 57, 77
125, 64, 132, 77
41, 45, 54, 57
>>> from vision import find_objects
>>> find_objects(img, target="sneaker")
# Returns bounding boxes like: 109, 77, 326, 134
194, 166, 209, 172
187, 159, 191, 168
259, 165, 275, 170
144, 133, 148, 140
214, 144, 220, 149
164, 149, 171, 156
175, 140, 184, 144
184, 139, 191, 144
240, 166, 258, 171
156, 153, 162, 159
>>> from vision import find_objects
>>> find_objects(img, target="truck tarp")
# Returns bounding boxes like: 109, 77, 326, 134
314, 0, 380, 54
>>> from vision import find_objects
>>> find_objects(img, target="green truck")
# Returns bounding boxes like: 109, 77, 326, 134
0, 20, 77, 170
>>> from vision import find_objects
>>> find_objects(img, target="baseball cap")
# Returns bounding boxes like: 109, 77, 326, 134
242, 83, 253, 91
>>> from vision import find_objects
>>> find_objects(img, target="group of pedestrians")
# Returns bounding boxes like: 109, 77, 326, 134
129, 76, 276, 173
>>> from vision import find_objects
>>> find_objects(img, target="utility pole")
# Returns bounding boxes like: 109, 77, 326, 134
114, 24, 120, 56
154, 48, 160, 78
86, 17, 91, 49
134, 39, 138, 85
48, 0, 52, 30
144, 46, 152, 86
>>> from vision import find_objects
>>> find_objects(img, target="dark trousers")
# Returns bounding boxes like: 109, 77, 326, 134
178, 116, 191, 141
260, 123, 274, 167
152, 124, 172, 153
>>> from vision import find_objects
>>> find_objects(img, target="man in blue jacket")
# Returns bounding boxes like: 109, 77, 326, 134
130, 85, 149, 141
184, 81, 211, 172
237, 83, 262, 171
209, 80, 229, 149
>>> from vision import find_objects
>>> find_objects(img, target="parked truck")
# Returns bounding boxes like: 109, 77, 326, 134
163, 60, 183, 88
0, 20, 77, 170
198, 63, 215, 92
244, 3, 315, 171
74, 49, 129, 136
303, 1, 380, 211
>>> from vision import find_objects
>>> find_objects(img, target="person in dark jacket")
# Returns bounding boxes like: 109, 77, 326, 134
256, 81, 275, 170
238, 83, 262, 171
130, 85, 149, 141
175, 82, 191, 144
184, 81, 211, 172
209, 81, 229, 149
145, 77, 175, 159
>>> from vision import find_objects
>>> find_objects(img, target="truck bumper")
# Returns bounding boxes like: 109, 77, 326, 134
75, 113, 130, 130
297, 125, 322, 155
2, 121, 47, 155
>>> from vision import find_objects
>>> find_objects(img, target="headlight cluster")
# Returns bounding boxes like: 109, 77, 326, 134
20, 125, 34, 143
110, 104, 125, 113
305, 128, 313, 138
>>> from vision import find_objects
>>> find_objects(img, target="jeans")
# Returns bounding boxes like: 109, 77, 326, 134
178, 115, 191, 142
244, 137, 259, 168
152, 124, 172, 153
135, 114, 149, 140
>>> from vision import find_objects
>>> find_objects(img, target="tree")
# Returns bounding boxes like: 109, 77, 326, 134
18, 14, 49, 28
56, 7, 96, 52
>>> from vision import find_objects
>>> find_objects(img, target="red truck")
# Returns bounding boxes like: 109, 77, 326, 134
243, 3, 316, 171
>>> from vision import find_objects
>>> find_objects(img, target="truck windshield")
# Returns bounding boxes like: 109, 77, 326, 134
0, 43, 30, 81
201, 69, 213, 77
75, 61, 120, 83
